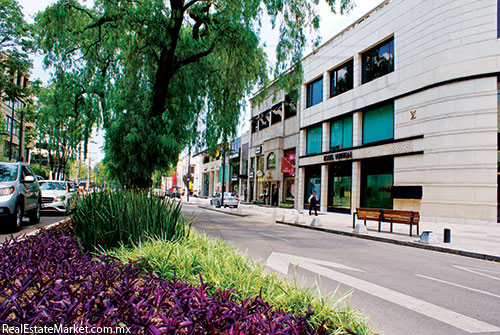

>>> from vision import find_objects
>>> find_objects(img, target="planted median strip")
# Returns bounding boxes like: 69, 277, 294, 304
0, 190, 371, 334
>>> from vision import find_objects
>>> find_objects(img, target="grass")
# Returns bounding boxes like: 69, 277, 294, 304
108, 230, 372, 334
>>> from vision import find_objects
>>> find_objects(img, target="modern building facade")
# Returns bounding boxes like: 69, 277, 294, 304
297, 0, 499, 224
248, 80, 299, 206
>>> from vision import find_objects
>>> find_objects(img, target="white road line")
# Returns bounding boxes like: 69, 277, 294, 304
266, 252, 500, 333
415, 274, 500, 299
258, 232, 289, 242
453, 265, 500, 282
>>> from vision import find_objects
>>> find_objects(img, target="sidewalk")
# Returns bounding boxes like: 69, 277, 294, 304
182, 196, 500, 262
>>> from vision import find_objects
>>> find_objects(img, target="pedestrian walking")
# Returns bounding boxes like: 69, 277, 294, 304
308, 191, 318, 216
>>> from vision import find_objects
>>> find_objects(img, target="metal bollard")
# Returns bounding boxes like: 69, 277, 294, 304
444, 228, 451, 243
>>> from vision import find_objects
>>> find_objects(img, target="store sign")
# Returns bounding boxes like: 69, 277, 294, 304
323, 151, 353, 162
255, 146, 262, 155
249, 172, 254, 178
229, 153, 239, 159
256, 170, 263, 178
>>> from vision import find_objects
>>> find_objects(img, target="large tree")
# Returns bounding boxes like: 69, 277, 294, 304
35, 72, 95, 180
33, 0, 352, 187
0, 0, 31, 101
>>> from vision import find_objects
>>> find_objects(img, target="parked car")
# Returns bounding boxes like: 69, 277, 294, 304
210, 192, 239, 208
0, 162, 41, 231
39, 180, 75, 215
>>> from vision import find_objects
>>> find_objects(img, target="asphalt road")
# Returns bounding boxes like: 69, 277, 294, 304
0, 213, 67, 244
182, 203, 500, 335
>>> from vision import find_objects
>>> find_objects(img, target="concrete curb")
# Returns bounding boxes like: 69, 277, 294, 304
198, 206, 250, 217
276, 220, 500, 263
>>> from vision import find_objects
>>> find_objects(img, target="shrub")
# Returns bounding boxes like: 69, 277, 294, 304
110, 231, 371, 334
279, 203, 295, 209
72, 189, 192, 250
0, 231, 329, 334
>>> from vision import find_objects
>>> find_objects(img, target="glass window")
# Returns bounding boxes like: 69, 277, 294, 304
304, 165, 321, 207
363, 103, 393, 144
241, 160, 248, 175
330, 60, 353, 98
362, 38, 394, 84
250, 157, 255, 173
361, 157, 393, 209
283, 176, 295, 203
330, 115, 352, 150
306, 125, 322, 155
306, 77, 323, 108
284, 98, 296, 119
259, 111, 270, 129
267, 152, 276, 169
328, 162, 352, 212
271, 106, 282, 124
251, 119, 258, 133
0, 164, 18, 182
257, 155, 264, 171
40, 182, 66, 191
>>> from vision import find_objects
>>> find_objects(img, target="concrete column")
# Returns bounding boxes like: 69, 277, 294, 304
298, 167, 305, 210
352, 161, 361, 211
299, 129, 307, 156
353, 111, 363, 147
353, 54, 361, 88
320, 164, 328, 212
323, 71, 329, 101
322, 122, 330, 153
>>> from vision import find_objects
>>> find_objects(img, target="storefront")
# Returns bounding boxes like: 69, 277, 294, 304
304, 165, 321, 208
282, 148, 296, 204
327, 161, 352, 213
361, 157, 393, 209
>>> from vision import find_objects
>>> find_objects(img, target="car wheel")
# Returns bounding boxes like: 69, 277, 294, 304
28, 201, 41, 225
9, 203, 23, 232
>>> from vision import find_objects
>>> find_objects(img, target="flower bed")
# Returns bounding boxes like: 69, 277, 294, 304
0, 230, 329, 334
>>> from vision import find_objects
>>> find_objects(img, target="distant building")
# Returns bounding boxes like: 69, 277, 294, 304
0, 69, 32, 161
248, 79, 299, 206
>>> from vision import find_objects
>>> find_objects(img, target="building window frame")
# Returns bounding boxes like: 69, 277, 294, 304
362, 102, 394, 145
361, 37, 395, 84
306, 76, 323, 108
330, 115, 353, 151
306, 125, 322, 155
330, 59, 353, 98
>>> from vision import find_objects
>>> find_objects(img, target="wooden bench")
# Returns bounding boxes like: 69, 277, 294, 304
353, 208, 420, 236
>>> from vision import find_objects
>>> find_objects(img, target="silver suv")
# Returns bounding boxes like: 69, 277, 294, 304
0, 162, 41, 231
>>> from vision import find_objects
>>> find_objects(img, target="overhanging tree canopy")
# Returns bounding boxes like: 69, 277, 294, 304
33, 0, 352, 187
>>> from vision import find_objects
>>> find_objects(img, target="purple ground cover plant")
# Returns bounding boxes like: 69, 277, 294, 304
0, 231, 329, 334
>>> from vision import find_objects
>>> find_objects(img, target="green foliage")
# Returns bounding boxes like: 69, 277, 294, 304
110, 231, 371, 334
279, 203, 295, 209
72, 190, 192, 251
35, 73, 96, 180
29, 163, 50, 179
33, 0, 353, 189
0, 0, 32, 101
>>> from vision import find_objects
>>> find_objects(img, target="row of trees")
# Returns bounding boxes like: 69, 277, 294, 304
2, 0, 353, 187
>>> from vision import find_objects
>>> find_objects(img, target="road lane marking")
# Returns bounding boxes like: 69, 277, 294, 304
415, 274, 500, 299
258, 232, 289, 242
266, 252, 500, 333
453, 265, 500, 282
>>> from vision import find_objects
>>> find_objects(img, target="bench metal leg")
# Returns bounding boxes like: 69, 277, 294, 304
390, 223, 393, 233
378, 220, 381, 232
409, 223, 412, 237
353, 213, 356, 229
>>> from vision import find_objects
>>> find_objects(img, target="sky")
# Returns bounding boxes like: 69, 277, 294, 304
17, 0, 383, 162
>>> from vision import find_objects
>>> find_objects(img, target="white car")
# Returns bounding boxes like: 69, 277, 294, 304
39, 180, 75, 214
210, 192, 239, 208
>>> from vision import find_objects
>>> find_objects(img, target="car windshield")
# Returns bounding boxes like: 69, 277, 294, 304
40, 182, 66, 191
0, 164, 18, 182
224, 193, 234, 197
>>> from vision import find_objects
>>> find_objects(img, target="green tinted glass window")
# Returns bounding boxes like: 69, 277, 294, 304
330, 116, 352, 150
363, 104, 393, 144
307, 125, 322, 155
